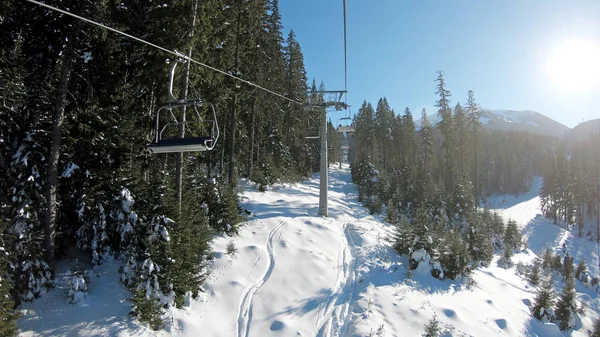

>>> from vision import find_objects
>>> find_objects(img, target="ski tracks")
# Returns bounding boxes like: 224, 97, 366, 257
313, 221, 360, 337
236, 220, 286, 337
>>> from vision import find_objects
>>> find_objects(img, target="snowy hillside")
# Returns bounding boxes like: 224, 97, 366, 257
18, 165, 600, 337
416, 109, 569, 137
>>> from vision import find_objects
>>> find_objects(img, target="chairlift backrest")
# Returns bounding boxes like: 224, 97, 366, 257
148, 60, 220, 154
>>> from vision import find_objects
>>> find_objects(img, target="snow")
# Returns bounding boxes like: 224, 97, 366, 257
61, 162, 80, 178
81, 51, 93, 63
487, 176, 600, 277
17, 165, 600, 336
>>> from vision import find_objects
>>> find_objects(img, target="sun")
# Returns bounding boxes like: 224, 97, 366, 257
545, 38, 600, 93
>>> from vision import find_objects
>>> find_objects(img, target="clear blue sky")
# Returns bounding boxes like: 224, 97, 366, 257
280, 0, 600, 128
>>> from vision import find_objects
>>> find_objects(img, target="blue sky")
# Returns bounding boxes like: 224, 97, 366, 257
280, 0, 600, 128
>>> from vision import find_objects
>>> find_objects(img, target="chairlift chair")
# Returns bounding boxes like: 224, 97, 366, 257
336, 113, 354, 134
148, 59, 220, 154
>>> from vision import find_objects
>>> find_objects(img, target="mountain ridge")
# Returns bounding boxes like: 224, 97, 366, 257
415, 108, 570, 137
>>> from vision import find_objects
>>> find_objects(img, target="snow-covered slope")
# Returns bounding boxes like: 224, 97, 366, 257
17, 165, 600, 337
416, 109, 569, 137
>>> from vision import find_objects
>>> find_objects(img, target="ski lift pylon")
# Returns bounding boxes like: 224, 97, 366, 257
148, 59, 219, 154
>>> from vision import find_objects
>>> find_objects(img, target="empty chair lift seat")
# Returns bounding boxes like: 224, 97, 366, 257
148, 136, 214, 153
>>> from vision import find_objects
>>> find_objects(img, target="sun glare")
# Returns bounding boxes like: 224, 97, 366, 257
545, 38, 600, 93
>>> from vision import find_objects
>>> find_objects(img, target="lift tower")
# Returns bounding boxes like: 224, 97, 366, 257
306, 92, 347, 217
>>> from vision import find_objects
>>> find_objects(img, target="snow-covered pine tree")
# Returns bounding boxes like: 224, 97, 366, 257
407, 208, 436, 270
555, 256, 578, 330
416, 109, 434, 209
554, 268, 579, 330
8, 132, 53, 301
503, 219, 521, 250
562, 254, 574, 281
392, 218, 413, 256
0, 220, 17, 335
529, 258, 541, 285
450, 177, 474, 224
0, 10, 53, 302
465, 90, 482, 206
551, 254, 563, 274
481, 209, 504, 250
438, 229, 470, 279
542, 247, 553, 270
498, 243, 513, 268
464, 211, 493, 267
422, 315, 441, 337
532, 274, 556, 322
67, 261, 90, 304
574, 259, 589, 283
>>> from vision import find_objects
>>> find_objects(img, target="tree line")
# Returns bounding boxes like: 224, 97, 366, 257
351, 71, 556, 218
541, 132, 600, 239
350, 71, 558, 281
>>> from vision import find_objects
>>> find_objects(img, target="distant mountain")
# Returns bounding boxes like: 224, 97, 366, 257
415, 109, 570, 137
563, 118, 600, 145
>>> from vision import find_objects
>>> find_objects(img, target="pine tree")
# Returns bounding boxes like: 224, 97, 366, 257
574, 259, 588, 282
554, 269, 578, 330
434, 71, 454, 196
423, 315, 442, 337
542, 247, 553, 270
453, 103, 468, 178
532, 274, 556, 322
499, 243, 513, 268
392, 218, 413, 256
353, 101, 376, 162
503, 219, 521, 250
0, 220, 17, 335
439, 230, 470, 279
562, 254, 574, 280
551, 254, 563, 274
529, 258, 541, 285
465, 90, 482, 206
374, 98, 394, 170
417, 109, 434, 207
464, 212, 493, 267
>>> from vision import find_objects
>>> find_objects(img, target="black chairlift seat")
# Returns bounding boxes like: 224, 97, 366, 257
147, 100, 219, 154
148, 136, 214, 154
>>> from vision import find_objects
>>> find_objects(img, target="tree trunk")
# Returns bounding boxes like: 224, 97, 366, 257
220, 129, 225, 176
578, 203, 583, 237
44, 13, 83, 277
249, 101, 256, 180
228, 0, 242, 186
473, 126, 479, 208
176, 0, 197, 212
228, 94, 237, 185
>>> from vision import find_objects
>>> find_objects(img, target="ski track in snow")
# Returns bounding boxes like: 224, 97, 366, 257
313, 185, 362, 337
236, 219, 286, 337
313, 222, 355, 337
